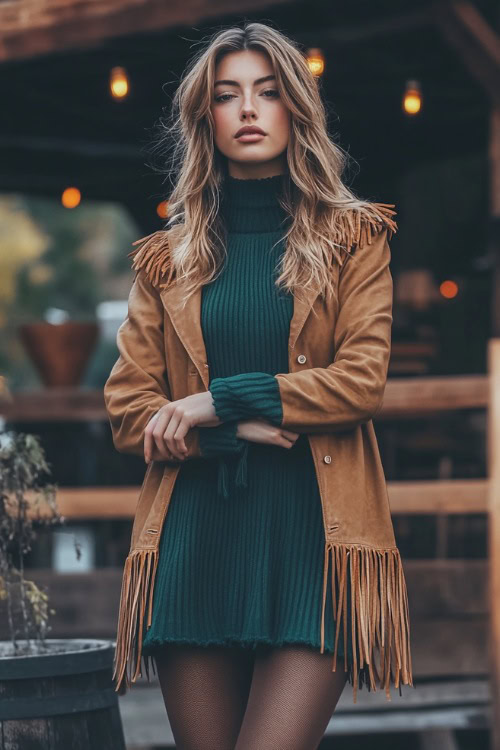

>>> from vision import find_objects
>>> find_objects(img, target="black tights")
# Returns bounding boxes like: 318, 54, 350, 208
154, 643, 349, 750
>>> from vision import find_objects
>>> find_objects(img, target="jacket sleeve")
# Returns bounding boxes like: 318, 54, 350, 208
103, 269, 247, 461
274, 226, 393, 433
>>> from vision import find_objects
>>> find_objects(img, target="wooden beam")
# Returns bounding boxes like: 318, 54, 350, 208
488, 338, 500, 750
0, 1, 435, 62
380, 374, 488, 417
51, 486, 140, 519
2, 374, 489, 423
433, 0, 500, 108
3, 387, 108, 422
388, 478, 487, 514
8, 486, 141, 520
0, 0, 293, 62
5, 477, 489, 521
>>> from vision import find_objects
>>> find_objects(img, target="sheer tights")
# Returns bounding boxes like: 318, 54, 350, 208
154, 643, 349, 750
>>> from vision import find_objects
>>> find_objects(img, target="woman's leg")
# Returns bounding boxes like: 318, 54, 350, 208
154, 643, 255, 750
234, 644, 349, 750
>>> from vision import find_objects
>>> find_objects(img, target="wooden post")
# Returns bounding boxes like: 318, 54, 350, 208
488, 338, 500, 750
489, 2, 500, 729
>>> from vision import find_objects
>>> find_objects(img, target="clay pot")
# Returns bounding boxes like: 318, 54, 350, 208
18, 322, 99, 387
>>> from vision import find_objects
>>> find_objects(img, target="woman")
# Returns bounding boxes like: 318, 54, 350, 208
104, 21, 413, 750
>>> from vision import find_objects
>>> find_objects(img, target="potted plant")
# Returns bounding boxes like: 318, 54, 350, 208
0, 381, 125, 748
13, 224, 101, 387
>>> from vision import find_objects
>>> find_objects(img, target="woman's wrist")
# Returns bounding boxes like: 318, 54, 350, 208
209, 373, 283, 424
198, 420, 246, 458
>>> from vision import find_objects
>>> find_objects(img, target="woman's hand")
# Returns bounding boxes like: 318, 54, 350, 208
236, 419, 299, 449
144, 392, 221, 462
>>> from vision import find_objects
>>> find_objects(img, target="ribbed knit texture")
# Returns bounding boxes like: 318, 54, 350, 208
142, 174, 348, 660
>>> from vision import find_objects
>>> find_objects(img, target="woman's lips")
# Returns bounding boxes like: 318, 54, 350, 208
235, 132, 266, 142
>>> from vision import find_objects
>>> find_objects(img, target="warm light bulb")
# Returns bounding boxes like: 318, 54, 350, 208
306, 48, 325, 77
440, 280, 458, 299
61, 187, 81, 209
156, 200, 169, 219
403, 79, 422, 115
110, 66, 129, 99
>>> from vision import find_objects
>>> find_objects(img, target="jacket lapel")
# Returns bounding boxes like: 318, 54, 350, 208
289, 287, 318, 351
159, 283, 210, 388
159, 282, 318, 386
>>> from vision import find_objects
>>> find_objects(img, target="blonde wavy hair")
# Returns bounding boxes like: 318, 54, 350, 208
139, 21, 397, 308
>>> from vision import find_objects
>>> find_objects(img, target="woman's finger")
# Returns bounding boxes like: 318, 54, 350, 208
144, 406, 193, 462
162, 408, 185, 459
152, 410, 174, 459
173, 418, 190, 456
144, 412, 161, 462
281, 429, 299, 441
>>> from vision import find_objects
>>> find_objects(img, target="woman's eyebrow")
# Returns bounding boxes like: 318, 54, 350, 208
214, 74, 276, 88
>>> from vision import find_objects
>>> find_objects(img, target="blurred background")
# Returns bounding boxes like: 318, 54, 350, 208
0, 0, 499, 748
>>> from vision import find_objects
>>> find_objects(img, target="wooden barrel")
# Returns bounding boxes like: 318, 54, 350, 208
0, 639, 125, 749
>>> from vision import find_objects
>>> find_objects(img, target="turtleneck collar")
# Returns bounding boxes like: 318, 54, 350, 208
220, 173, 290, 234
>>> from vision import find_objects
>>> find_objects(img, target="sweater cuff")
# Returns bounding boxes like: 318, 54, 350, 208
209, 372, 283, 425
198, 421, 247, 458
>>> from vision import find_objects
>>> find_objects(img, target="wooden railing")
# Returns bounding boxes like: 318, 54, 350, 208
17, 478, 488, 520
3, 372, 489, 423
6, 372, 489, 520
488, 340, 500, 749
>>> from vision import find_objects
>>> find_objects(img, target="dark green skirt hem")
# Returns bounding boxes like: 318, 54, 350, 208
142, 634, 345, 658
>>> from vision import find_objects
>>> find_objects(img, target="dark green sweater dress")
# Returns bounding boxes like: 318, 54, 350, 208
142, 174, 349, 661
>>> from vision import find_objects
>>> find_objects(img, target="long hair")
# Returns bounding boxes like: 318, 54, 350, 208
144, 21, 397, 309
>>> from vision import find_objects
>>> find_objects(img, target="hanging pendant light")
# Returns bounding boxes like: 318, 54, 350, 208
403, 79, 422, 115
306, 48, 325, 77
110, 66, 130, 100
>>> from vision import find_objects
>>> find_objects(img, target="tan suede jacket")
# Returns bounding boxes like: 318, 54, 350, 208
104, 203, 413, 703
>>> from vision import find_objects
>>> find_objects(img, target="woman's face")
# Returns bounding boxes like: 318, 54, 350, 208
211, 49, 290, 179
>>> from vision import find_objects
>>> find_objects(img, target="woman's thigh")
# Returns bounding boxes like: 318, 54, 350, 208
234, 644, 349, 750
154, 643, 255, 750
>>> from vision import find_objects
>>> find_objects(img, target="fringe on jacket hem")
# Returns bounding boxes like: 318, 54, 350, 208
320, 543, 413, 703
112, 548, 159, 696
112, 541, 413, 702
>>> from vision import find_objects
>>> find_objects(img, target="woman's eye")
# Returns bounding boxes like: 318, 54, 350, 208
214, 89, 279, 103
215, 93, 234, 103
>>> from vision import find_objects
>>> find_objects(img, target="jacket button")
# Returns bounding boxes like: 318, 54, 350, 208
323, 455, 332, 464
297, 354, 307, 364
